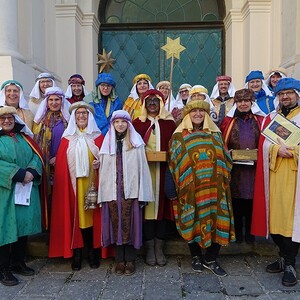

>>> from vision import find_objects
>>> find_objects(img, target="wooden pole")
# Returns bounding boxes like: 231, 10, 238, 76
168, 54, 175, 111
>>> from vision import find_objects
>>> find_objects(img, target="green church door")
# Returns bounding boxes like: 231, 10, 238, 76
101, 28, 223, 101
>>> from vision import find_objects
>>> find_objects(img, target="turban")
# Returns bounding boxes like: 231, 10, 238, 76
95, 73, 116, 87
245, 70, 264, 83
142, 89, 165, 104
216, 75, 232, 82
234, 89, 255, 102
132, 74, 152, 85
275, 78, 300, 95
68, 74, 85, 85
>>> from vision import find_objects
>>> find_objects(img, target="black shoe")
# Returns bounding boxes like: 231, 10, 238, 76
191, 256, 203, 272
10, 262, 35, 276
282, 265, 298, 287
0, 267, 19, 286
71, 248, 82, 271
203, 260, 228, 277
88, 249, 100, 269
266, 257, 285, 273
245, 234, 255, 244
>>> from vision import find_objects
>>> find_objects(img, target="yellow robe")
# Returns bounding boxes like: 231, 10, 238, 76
269, 108, 300, 237
76, 148, 94, 228
123, 97, 142, 120
144, 132, 158, 220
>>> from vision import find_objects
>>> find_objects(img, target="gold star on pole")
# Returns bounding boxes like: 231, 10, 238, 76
97, 49, 116, 73
161, 37, 185, 60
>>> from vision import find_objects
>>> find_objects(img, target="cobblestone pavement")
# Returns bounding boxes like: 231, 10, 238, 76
1, 253, 300, 300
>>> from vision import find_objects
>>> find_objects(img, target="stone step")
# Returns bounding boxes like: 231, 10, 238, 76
27, 233, 277, 258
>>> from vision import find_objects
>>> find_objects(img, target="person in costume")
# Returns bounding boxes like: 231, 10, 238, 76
171, 83, 192, 124
156, 80, 176, 111
220, 89, 265, 244
252, 78, 300, 287
0, 106, 45, 286
98, 110, 154, 276
28, 73, 57, 115
49, 101, 110, 270
244, 70, 275, 114
65, 74, 89, 104
83, 72, 122, 135
133, 89, 176, 267
123, 73, 154, 120
32, 87, 70, 210
168, 100, 235, 277
0, 80, 34, 129
210, 75, 236, 125
265, 68, 287, 96
188, 85, 218, 123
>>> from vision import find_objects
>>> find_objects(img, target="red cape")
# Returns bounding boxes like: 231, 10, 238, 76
48, 135, 113, 258
220, 114, 267, 236
251, 115, 272, 237
133, 118, 176, 220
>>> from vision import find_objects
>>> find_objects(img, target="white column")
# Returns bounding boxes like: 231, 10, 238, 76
224, 8, 245, 90
0, 0, 22, 58
55, 3, 100, 91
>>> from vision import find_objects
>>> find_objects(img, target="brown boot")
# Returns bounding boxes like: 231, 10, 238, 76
144, 239, 156, 266
115, 262, 126, 276
155, 238, 167, 266
125, 261, 135, 276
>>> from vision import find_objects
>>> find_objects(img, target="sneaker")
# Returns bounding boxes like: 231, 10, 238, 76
266, 257, 285, 273
203, 260, 228, 277
191, 256, 203, 272
10, 262, 35, 276
282, 265, 298, 287
0, 267, 19, 286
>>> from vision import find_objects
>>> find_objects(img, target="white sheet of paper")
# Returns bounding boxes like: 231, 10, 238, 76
14, 182, 33, 206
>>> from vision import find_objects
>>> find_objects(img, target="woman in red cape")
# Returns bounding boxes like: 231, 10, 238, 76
49, 101, 113, 271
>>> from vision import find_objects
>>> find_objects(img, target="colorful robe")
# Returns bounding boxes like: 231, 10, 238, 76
168, 129, 235, 248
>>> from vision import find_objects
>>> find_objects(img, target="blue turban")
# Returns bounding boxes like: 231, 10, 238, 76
1, 79, 23, 90
275, 77, 300, 95
245, 70, 264, 83
95, 73, 116, 87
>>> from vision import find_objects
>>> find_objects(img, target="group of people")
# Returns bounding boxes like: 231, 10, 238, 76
1, 67, 300, 289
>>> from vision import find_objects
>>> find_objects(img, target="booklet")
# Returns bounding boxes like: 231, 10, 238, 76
262, 113, 300, 147
14, 182, 33, 206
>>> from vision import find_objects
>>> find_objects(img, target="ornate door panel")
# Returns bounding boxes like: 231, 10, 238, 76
102, 29, 222, 101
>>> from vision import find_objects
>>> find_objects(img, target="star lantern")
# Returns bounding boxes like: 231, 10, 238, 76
161, 37, 186, 60
97, 49, 116, 73
161, 37, 186, 110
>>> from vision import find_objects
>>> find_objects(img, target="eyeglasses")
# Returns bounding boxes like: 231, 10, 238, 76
145, 98, 160, 105
75, 111, 89, 116
159, 86, 170, 91
39, 80, 52, 84
0, 116, 14, 122
100, 83, 112, 89
278, 91, 295, 97
179, 90, 189, 94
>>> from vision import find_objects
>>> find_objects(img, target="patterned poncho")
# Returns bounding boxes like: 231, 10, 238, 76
168, 128, 235, 248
